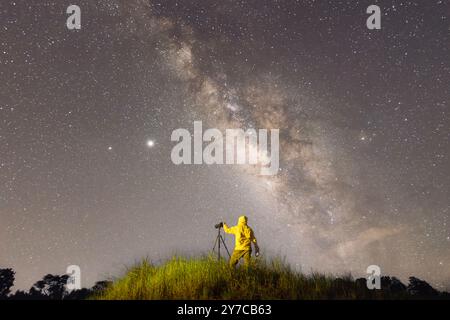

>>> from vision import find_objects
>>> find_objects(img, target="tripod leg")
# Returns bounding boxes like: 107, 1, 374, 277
212, 236, 218, 252
218, 233, 221, 260
219, 235, 231, 258
212, 234, 222, 261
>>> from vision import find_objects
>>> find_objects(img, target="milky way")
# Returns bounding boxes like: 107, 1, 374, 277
1, 0, 449, 290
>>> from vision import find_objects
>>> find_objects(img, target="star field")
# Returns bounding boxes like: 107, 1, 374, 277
0, 0, 449, 290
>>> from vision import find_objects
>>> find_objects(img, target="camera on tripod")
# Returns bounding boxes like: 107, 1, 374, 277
212, 222, 230, 260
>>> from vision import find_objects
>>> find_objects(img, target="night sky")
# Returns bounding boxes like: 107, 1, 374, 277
1, 0, 449, 290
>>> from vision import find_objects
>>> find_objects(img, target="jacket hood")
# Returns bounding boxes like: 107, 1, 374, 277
238, 215, 248, 225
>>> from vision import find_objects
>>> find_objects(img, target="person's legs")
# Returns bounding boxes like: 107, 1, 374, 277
243, 250, 252, 267
229, 250, 242, 268
229, 250, 252, 268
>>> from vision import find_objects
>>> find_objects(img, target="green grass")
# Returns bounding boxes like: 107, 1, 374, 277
93, 255, 407, 300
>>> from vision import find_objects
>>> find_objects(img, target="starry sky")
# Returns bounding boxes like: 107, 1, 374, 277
1, 0, 449, 291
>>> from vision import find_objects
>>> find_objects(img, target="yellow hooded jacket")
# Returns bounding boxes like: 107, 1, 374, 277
223, 216, 257, 251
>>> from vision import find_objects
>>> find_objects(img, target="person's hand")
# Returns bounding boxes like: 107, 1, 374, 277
255, 244, 260, 257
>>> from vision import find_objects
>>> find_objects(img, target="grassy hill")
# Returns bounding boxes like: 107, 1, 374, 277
93, 255, 414, 300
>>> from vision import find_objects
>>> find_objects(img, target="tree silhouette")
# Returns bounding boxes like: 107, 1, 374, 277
64, 280, 112, 299
29, 274, 69, 300
0, 268, 15, 299
10, 290, 30, 300
381, 276, 407, 293
407, 276, 439, 297
92, 280, 112, 293
64, 288, 92, 300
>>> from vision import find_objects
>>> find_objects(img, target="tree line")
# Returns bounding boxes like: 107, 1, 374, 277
0, 268, 111, 300
1, 267, 449, 300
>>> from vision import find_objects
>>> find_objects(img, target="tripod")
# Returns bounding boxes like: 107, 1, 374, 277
212, 226, 231, 260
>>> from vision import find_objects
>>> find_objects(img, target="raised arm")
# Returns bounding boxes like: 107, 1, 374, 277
223, 223, 236, 234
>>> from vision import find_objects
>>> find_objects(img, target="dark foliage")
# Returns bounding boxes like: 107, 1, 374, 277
29, 274, 70, 300
0, 268, 15, 299
0, 265, 448, 300
407, 276, 439, 298
381, 276, 407, 293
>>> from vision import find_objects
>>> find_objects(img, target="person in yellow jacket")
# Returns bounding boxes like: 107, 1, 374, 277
223, 215, 259, 267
